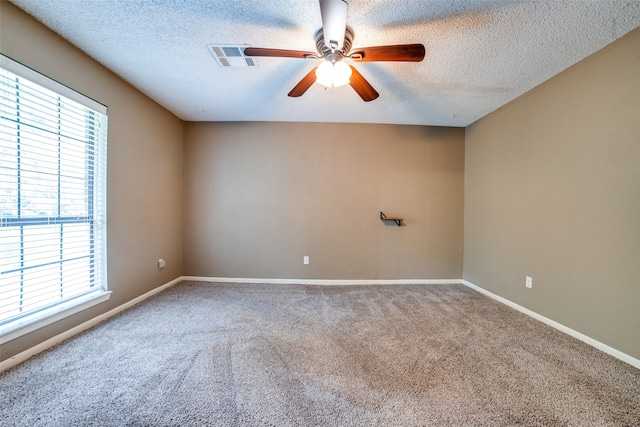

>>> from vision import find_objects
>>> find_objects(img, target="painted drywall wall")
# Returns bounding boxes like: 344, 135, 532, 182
0, 2, 184, 361
183, 122, 464, 280
464, 28, 640, 359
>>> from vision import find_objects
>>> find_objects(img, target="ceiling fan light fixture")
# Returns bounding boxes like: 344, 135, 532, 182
333, 60, 352, 87
315, 61, 334, 87
315, 60, 352, 88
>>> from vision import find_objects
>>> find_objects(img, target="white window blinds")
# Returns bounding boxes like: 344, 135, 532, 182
0, 55, 108, 342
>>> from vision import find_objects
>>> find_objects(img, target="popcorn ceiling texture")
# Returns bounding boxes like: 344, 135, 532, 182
9, 0, 640, 127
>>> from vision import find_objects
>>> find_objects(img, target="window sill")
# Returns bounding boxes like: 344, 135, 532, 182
0, 290, 112, 345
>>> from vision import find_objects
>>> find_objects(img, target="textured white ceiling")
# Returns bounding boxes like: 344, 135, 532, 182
9, 0, 640, 127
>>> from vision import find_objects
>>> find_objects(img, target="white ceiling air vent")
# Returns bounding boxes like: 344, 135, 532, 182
207, 45, 257, 68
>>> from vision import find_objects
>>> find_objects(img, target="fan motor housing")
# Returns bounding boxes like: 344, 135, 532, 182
315, 27, 354, 57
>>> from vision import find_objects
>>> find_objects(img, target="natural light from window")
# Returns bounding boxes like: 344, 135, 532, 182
0, 55, 109, 343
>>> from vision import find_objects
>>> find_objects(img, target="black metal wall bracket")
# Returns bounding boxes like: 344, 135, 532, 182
380, 211, 403, 226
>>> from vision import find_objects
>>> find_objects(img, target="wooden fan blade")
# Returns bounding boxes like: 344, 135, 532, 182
244, 47, 318, 59
350, 44, 425, 62
348, 66, 379, 102
288, 68, 318, 97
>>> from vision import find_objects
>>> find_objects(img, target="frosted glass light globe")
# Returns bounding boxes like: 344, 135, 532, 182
315, 60, 352, 88
315, 61, 334, 87
332, 61, 352, 87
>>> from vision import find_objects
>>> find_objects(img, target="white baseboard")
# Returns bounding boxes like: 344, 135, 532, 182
182, 276, 462, 286
0, 276, 184, 373
461, 280, 640, 370
3, 276, 638, 372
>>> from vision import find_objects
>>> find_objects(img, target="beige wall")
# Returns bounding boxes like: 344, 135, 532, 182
183, 122, 464, 280
464, 28, 640, 359
0, 2, 184, 361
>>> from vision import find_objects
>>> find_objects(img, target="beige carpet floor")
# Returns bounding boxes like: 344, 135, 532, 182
1, 281, 639, 426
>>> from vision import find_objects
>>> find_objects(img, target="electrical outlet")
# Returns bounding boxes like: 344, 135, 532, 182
158, 259, 166, 269
303, 256, 309, 265
525, 276, 532, 288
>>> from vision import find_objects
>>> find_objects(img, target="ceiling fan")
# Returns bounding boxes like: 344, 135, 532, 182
243, 0, 425, 102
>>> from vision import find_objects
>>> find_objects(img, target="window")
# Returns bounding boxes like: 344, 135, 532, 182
0, 54, 109, 344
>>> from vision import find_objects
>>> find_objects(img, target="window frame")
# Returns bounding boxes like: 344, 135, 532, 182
0, 54, 110, 345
